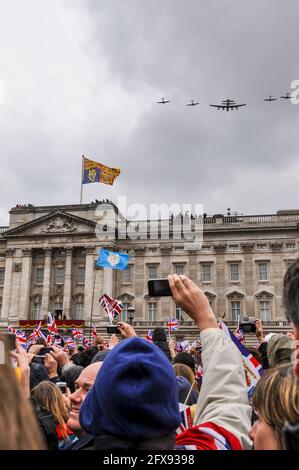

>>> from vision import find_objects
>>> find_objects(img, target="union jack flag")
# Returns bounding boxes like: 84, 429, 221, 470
176, 404, 193, 435
47, 312, 58, 334
234, 327, 245, 344
63, 337, 76, 349
7, 325, 16, 334
72, 328, 84, 340
195, 364, 204, 386
91, 323, 97, 338
145, 329, 153, 341
28, 321, 43, 342
16, 330, 27, 348
167, 318, 179, 332
99, 294, 123, 324
83, 337, 91, 349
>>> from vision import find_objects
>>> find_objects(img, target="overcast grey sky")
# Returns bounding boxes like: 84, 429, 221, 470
0, 0, 299, 225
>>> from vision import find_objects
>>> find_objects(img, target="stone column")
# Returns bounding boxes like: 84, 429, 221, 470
1, 248, 15, 320
214, 244, 227, 316
19, 248, 33, 320
41, 248, 52, 317
241, 243, 255, 317
63, 248, 73, 319
102, 268, 113, 297
84, 246, 95, 320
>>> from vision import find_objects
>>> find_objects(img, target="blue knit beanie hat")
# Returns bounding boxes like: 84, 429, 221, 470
79, 337, 180, 439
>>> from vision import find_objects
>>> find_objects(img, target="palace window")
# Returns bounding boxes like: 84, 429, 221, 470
148, 302, 157, 322
258, 263, 268, 281
55, 267, 65, 285
231, 301, 241, 322
260, 301, 270, 321
74, 302, 84, 320
257, 244, 268, 250
121, 303, 130, 322
174, 264, 184, 275
36, 267, 44, 285
229, 263, 240, 282
122, 266, 131, 283
228, 244, 239, 251
202, 264, 212, 282
33, 303, 41, 320
0, 268, 5, 286
77, 266, 85, 284
148, 265, 157, 279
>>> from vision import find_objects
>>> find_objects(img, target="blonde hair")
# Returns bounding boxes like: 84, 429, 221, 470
173, 363, 195, 386
252, 364, 299, 449
31, 381, 68, 438
0, 333, 45, 449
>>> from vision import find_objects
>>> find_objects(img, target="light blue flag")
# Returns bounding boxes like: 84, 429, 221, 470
97, 248, 129, 271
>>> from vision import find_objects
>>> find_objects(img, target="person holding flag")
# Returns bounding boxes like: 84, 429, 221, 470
99, 293, 123, 325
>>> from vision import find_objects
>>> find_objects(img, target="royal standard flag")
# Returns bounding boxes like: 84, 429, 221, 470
97, 248, 129, 271
82, 157, 121, 186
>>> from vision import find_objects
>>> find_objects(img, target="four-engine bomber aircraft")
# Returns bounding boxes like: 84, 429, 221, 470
264, 95, 277, 102
210, 99, 247, 111
157, 98, 170, 104
280, 92, 292, 100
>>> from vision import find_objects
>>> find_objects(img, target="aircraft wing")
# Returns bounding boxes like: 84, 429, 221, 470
210, 104, 224, 108
234, 104, 247, 108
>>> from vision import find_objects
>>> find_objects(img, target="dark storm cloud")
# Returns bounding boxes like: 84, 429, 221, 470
0, 0, 299, 225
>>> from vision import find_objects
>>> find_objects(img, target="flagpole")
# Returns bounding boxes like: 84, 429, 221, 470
89, 264, 97, 342
80, 155, 84, 204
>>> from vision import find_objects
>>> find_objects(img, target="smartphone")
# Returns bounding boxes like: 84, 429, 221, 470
106, 325, 120, 334
148, 279, 173, 297
240, 321, 256, 334
56, 382, 67, 394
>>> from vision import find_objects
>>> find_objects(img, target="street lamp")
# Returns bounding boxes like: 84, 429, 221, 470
128, 306, 135, 325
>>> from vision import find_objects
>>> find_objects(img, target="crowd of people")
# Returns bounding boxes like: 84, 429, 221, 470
1, 258, 299, 451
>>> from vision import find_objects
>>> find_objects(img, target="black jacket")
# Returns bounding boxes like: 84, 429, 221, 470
283, 422, 299, 450
62, 434, 94, 450
30, 400, 58, 450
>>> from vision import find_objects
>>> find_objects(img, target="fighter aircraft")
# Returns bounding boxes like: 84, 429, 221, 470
209, 99, 247, 111
186, 100, 199, 106
157, 98, 170, 104
264, 95, 277, 102
280, 92, 292, 100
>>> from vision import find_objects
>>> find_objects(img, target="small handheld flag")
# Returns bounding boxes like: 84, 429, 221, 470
167, 318, 179, 332
92, 323, 97, 339
145, 329, 153, 341
97, 248, 129, 271
234, 327, 245, 344
47, 312, 58, 334
99, 293, 123, 324
72, 328, 84, 340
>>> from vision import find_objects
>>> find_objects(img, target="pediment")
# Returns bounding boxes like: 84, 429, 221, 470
118, 292, 135, 302
204, 290, 216, 299
255, 289, 274, 299
226, 289, 245, 299
3, 211, 96, 238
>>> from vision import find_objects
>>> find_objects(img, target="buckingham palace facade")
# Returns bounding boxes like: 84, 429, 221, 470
0, 201, 298, 327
